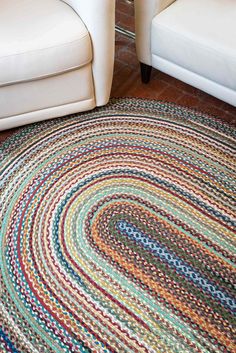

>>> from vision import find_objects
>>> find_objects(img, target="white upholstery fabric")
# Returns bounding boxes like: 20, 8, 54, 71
135, 0, 175, 65
0, 0, 115, 131
152, 55, 236, 106
0, 65, 95, 119
135, 0, 236, 106
62, 0, 116, 106
0, 100, 96, 131
152, 0, 236, 91
0, 0, 92, 86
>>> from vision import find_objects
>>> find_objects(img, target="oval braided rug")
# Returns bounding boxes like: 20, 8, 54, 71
0, 98, 235, 353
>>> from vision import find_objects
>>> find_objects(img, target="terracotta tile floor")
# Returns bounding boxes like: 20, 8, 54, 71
0, 0, 235, 143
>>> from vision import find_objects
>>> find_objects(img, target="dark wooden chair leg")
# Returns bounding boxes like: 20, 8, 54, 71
140, 63, 152, 83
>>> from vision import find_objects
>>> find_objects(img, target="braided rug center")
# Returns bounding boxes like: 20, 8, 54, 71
0, 98, 235, 353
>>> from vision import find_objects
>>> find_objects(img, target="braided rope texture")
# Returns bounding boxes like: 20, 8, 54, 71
0, 98, 235, 353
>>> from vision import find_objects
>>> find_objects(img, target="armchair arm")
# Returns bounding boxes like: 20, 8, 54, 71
135, 0, 176, 65
62, 0, 115, 106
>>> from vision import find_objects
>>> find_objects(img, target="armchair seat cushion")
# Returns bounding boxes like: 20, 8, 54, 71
151, 0, 236, 90
0, 0, 92, 87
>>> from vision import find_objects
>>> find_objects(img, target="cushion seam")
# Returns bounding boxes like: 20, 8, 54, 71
0, 97, 96, 120
151, 53, 236, 90
0, 61, 92, 87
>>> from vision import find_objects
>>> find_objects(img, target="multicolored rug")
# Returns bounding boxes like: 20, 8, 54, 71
0, 98, 235, 353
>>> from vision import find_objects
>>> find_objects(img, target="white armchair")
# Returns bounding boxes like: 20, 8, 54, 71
0, 0, 115, 130
135, 0, 236, 107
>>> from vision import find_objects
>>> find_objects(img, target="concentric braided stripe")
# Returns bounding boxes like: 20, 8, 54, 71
0, 98, 236, 353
